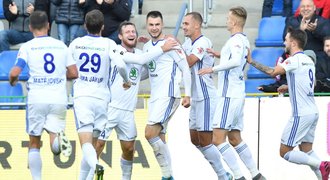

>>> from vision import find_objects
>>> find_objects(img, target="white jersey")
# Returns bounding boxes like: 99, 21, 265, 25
280, 52, 318, 116
109, 46, 146, 111
16, 36, 74, 104
217, 33, 250, 98
69, 35, 114, 101
182, 35, 217, 101
143, 39, 185, 101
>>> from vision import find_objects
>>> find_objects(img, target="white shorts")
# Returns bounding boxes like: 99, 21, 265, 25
148, 97, 180, 133
213, 97, 244, 131
189, 98, 217, 131
281, 113, 319, 147
26, 104, 67, 136
73, 97, 108, 134
99, 106, 137, 141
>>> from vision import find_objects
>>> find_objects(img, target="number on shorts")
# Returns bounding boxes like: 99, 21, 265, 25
79, 53, 101, 73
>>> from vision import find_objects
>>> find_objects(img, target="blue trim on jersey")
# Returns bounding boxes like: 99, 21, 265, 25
198, 61, 210, 99
235, 143, 247, 154
231, 32, 246, 37
222, 71, 230, 97
287, 116, 300, 146
36, 35, 48, 38
16, 58, 26, 70
289, 73, 298, 116
152, 39, 165, 46
192, 35, 203, 45
219, 143, 230, 153
168, 62, 177, 97
110, 66, 118, 86
292, 51, 304, 56
87, 34, 101, 38
220, 97, 230, 128
161, 97, 175, 123
203, 98, 210, 130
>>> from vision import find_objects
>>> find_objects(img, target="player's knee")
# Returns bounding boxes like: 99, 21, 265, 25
95, 140, 106, 156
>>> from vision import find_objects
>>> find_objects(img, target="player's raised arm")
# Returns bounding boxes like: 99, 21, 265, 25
9, 48, 27, 86
121, 38, 178, 65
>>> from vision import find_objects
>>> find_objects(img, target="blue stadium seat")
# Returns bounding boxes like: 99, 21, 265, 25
272, 0, 283, 16
0, 50, 29, 81
0, 0, 4, 19
292, 0, 300, 13
245, 78, 276, 94
247, 48, 284, 78
0, 81, 24, 109
255, 17, 286, 47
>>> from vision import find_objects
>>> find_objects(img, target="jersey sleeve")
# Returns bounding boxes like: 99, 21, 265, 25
279, 57, 298, 72
65, 46, 76, 67
15, 44, 28, 69
191, 39, 208, 61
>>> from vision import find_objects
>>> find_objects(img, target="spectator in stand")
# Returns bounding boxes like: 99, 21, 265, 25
315, 36, 330, 92
77, 0, 131, 44
0, 0, 49, 52
258, 52, 288, 92
262, 0, 292, 17
295, 0, 330, 19
284, 0, 330, 56
51, 0, 84, 45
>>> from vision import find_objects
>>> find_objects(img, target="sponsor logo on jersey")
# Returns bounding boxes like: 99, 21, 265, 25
148, 60, 156, 72
129, 67, 139, 80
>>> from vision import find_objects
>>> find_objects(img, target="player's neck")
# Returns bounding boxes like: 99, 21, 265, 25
290, 48, 303, 56
191, 32, 202, 42
33, 30, 48, 37
152, 34, 165, 42
230, 27, 243, 35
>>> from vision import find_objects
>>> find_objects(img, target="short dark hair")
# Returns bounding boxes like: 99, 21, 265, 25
287, 27, 307, 49
185, 12, 203, 26
324, 36, 330, 43
85, 10, 104, 34
229, 6, 247, 26
118, 21, 136, 35
146, 11, 163, 21
29, 11, 48, 30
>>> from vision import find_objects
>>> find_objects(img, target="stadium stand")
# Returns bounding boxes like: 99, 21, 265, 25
0, 50, 29, 81
272, 0, 301, 16
255, 17, 286, 47
247, 47, 284, 78
0, 0, 4, 19
0, 81, 24, 109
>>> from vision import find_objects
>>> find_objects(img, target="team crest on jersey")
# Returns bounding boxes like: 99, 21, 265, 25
234, 44, 241, 49
285, 59, 291, 64
197, 47, 204, 54
129, 67, 139, 80
148, 60, 156, 72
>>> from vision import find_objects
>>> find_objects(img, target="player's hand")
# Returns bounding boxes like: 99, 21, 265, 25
246, 48, 253, 64
277, 84, 288, 94
198, 67, 213, 75
123, 81, 132, 90
161, 38, 178, 52
137, 35, 150, 44
9, 2, 18, 15
181, 96, 190, 108
206, 48, 220, 58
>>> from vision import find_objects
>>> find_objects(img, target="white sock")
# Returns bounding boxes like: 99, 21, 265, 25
81, 143, 98, 176
148, 136, 172, 178
51, 136, 60, 155
200, 144, 227, 178
307, 150, 322, 180
121, 157, 133, 180
28, 148, 42, 180
284, 150, 321, 169
235, 141, 259, 177
79, 157, 91, 180
218, 142, 244, 179
163, 140, 172, 166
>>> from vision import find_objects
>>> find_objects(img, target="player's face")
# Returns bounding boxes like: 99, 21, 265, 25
284, 33, 293, 54
226, 11, 235, 31
324, 39, 330, 57
182, 15, 195, 38
147, 17, 163, 39
300, 0, 315, 19
119, 25, 137, 48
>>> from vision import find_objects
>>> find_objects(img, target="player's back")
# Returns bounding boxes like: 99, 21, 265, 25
143, 39, 182, 100
218, 33, 250, 98
69, 35, 113, 100
283, 53, 318, 116
109, 47, 144, 111
20, 36, 69, 104
182, 35, 217, 101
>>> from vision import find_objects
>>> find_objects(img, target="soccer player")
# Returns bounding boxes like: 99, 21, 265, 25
69, 10, 130, 180
181, 12, 231, 179
198, 7, 265, 180
9, 11, 77, 180
95, 21, 177, 180
247, 27, 330, 180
